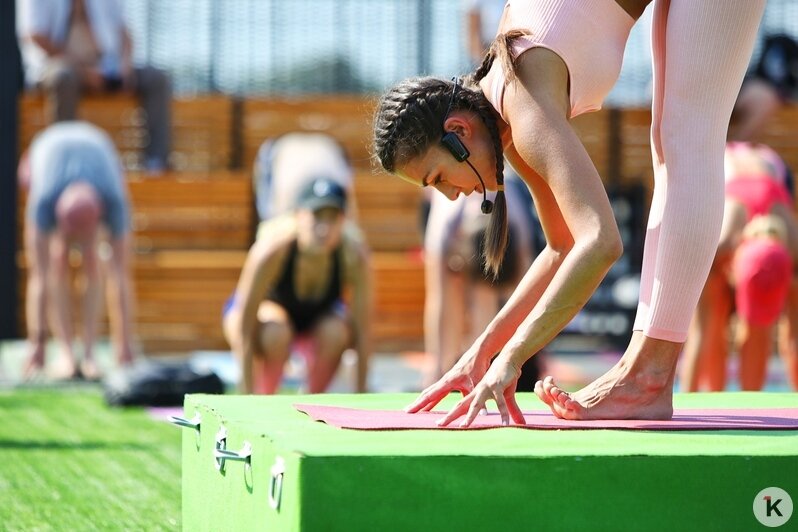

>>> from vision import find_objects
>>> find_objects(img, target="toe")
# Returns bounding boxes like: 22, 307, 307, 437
542, 376, 559, 401
534, 380, 553, 406
550, 385, 570, 406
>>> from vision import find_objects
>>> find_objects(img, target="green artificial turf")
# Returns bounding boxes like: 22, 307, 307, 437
0, 389, 181, 531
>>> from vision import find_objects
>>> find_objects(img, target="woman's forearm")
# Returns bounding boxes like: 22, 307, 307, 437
352, 275, 372, 393
478, 245, 566, 356
499, 238, 620, 366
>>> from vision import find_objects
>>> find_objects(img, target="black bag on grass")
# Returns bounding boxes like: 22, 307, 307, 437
103, 360, 224, 407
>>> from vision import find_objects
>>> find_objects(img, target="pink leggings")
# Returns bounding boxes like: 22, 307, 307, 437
633, 0, 766, 343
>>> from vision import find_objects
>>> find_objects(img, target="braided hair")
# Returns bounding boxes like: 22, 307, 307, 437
373, 76, 508, 278
373, 29, 531, 278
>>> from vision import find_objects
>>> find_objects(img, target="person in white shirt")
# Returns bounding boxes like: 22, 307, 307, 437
17, 0, 172, 172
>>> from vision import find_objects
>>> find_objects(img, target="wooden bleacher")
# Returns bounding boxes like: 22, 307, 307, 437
241, 96, 378, 170
19, 94, 235, 171
127, 172, 253, 252
15, 93, 798, 354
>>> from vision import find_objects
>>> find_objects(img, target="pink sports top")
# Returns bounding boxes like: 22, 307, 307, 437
726, 175, 792, 220
479, 0, 634, 121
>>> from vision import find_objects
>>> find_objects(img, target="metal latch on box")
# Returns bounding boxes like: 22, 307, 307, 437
269, 456, 285, 511
213, 425, 252, 472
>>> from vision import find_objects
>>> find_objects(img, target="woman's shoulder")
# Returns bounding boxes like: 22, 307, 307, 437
255, 214, 298, 242
249, 215, 298, 260
340, 220, 370, 265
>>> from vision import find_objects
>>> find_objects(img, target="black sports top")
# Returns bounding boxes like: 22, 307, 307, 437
268, 239, 343, 332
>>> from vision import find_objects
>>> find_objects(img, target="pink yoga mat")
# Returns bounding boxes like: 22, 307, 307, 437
295, 404, 798, 431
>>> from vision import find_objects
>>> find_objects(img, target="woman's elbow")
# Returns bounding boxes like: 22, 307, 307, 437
589, 230, 623, 268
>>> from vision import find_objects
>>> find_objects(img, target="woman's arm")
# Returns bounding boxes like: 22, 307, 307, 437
474, 148, 574, 359
431, 49, 622, 425
228, 229, 289, 393
491, 50, 622, 369
343, 230, 373, 392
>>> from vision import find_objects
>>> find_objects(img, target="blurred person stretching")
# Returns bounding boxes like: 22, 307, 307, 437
20, 121, 135, 380
224, 178, 372, 394
680, 142, 798, 391
17, 0, 172, 172
253, 132, 355, 222
423, 175, 540, 388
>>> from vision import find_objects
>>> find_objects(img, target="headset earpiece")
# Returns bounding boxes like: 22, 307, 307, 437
440, 77, 494, 215
441, 131, 470, 162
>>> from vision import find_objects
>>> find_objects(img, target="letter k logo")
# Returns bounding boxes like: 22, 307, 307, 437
765, 496, 784, 518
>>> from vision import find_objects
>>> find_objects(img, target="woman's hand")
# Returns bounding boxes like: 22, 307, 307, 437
405, 344, 491, 414
437, 357, 526, 427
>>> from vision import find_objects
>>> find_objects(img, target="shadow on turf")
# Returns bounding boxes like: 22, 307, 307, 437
0, 439, 154, 451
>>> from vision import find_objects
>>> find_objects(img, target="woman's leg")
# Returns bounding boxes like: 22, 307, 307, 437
778, 279, 798, 390
536, 0, 765, 419
679, 267, 732, 392
424, 254, 467, 383
423, 195, 468, 382
638, 0, 765, 342
306, 313, 352, 393
253, 301, 294, 394
737, 322, 774, 391
694, 273, 734, 391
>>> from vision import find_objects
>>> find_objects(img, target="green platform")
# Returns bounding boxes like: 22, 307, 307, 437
181, 393, 797, 531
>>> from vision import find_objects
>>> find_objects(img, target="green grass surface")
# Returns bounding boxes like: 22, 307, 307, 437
0, 389, 181, 531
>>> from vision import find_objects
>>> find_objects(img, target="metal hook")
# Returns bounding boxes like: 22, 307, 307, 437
168, 413, 201, 432
269, 456, 286, 510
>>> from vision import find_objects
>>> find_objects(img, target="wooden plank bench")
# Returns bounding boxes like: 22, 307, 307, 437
571, 108, 611, 181
746, 106, 798, 177
241, 96, 377, 170
618, 108, 654, 186
369, 251, 425, 351
18, 94, 234, 171
352, 169, 424, 252
134, 249, 426, 353
16, 249, 426, 353
126, 171, 254, 252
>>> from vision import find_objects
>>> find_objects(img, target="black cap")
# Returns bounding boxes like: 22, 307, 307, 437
297, 177, 347, 212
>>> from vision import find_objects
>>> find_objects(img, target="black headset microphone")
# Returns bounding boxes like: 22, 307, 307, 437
441, 131, 494, 214
440, 77, 499, 215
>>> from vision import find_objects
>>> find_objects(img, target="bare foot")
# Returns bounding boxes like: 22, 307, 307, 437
23, 355, 46, 381
534, 335, 681, 420
50, 354, 78, 381
79, 359, 103, 381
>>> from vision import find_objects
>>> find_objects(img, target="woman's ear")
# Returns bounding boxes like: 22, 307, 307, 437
443, 115, 472, 139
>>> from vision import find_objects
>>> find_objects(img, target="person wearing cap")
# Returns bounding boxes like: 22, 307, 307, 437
20, 121, 135, 380
252, 132, 355, 222
680, 142, 798, 391
223, 177, 372, 394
